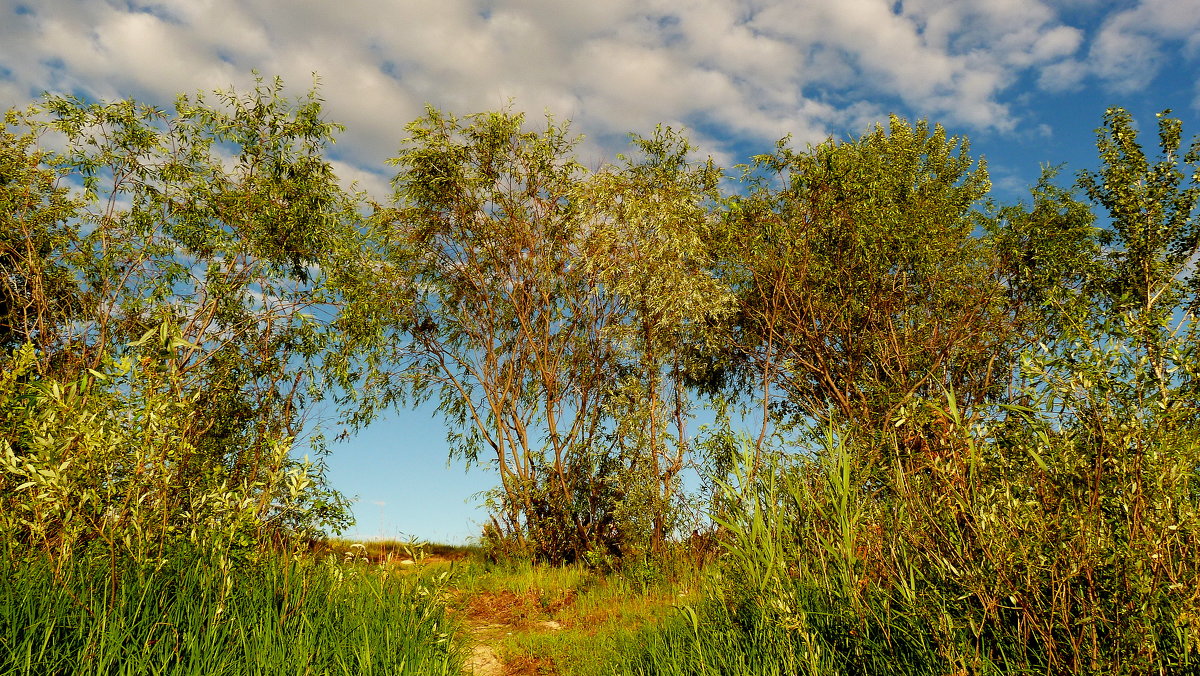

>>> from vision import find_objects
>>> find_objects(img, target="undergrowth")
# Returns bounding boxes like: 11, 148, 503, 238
610, 392, 1200, 676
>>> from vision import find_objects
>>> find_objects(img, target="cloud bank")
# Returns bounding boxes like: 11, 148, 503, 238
2, 0, 1198, 183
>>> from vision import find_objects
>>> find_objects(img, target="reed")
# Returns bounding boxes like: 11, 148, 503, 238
612, 391, 1200, 675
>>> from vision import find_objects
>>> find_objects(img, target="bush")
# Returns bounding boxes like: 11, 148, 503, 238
0, 336, 346, 566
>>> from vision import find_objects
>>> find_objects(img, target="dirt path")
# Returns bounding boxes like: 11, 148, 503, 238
454, 589, 570, 676
465, 641, 505, 676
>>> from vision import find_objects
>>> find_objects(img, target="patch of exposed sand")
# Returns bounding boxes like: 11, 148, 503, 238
465, 644, 504, 676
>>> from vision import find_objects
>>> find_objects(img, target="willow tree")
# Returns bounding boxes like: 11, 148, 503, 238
1, 78, 362, 549
372, 108, 631, 562
1077, 108, 1200, 400
579, 126, 733, 551
726, 117, 1012, 457
0, 111, 85, 360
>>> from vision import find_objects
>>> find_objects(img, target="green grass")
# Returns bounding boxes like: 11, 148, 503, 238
605, 588, 951, 676
15, 498, 1192, 676
0, 550, 463, 675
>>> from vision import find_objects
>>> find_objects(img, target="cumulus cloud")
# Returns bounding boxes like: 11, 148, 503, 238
1, 0, 1193, 191
1087, 0, 1200, 93
1023, 0, 1200, 110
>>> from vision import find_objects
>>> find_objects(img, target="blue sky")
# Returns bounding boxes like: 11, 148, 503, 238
4, 0, 1200, 543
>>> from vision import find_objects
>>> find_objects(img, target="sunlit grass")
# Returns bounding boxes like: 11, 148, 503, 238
0, 550, 463, 676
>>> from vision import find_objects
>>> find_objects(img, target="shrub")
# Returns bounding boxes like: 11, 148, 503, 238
0, 335, 345, 567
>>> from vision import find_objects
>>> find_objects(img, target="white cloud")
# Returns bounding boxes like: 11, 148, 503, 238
1087, 0, 1200, 92
742, 0, 1086, 132
1, 0, 1191, 192
1038, 58, 1088, 92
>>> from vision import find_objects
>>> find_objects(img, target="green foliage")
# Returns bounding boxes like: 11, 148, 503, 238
0, 110, 85, 357
581, 125, 734, 553
1079, 108, 1200, 315
1076, 107, 1200, 397
722, 116, 1011, 463
0, 336, 346, 566
989, 166, 1098, 318
1, 77, 361, 557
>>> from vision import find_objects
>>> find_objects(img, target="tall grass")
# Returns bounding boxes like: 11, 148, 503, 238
0, 550, 462, 675
615, 387, 1200, 675
608, 593, 944, 676
607, 430, 946, 676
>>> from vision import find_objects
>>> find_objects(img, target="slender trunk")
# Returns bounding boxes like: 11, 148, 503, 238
643, 315, 664, 552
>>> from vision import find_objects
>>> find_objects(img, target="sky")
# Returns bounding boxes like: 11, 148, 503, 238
3, 0, 1200, 544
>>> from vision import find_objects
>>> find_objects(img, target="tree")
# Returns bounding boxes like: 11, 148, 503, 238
369, 108, 631, 562
0, 110, 84, 360
988, 167, 1099, 342
1, 78, 362, 544
579, 126, 734, 551
724, 117, 1011, 458
1077, 107, 1200, 400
